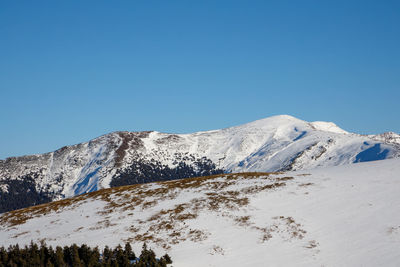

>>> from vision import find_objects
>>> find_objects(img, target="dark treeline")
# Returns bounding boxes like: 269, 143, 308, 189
111, 158, 224, 187
0, 174, 53, 213
0, 242, 172, 267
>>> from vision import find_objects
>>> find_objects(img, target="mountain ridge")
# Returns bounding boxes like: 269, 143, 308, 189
1, 115, 399, 213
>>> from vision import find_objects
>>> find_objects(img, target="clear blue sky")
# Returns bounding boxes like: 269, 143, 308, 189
1, 0, 399, 159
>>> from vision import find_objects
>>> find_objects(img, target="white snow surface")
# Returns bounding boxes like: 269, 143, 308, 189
309, 121, 348, 134
1, 158, 400, 266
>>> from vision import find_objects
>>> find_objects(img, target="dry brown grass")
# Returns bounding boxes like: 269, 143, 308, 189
210, 245, 225, 255
188, 229, 209, 242
298, 182, 314, 187
11, 231, 29, 238
273, 216, 307, 239
74, 227, 84, 232
253, 216, 307, 243
241, 182, 286, 194
141, 200, 158, 209
275, 176, 294, 181
234, 216, 251, 226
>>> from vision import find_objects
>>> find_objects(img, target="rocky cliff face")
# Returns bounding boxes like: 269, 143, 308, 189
1, 115, 399, 213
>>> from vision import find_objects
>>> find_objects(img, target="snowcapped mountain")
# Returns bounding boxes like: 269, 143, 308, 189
1, 158, 400, 266
1, 115, 399, 213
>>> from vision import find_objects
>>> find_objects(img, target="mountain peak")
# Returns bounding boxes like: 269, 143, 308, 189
235, 115, 306, 130
255, 114, 303, 123
309, 121, 348, 134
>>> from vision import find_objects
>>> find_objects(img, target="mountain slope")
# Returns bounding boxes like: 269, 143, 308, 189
1, 115, 399, 212
1, 158, 400, 266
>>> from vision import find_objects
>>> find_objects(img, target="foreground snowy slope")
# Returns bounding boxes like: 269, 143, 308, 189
1, 158, 399, 266
1, 115, 399, 212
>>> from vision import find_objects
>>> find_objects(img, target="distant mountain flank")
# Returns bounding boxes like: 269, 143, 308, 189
1, 115, 399, 213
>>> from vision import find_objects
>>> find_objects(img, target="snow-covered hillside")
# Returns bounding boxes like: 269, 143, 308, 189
1, 158, 399, 266
0, 115, 399, 212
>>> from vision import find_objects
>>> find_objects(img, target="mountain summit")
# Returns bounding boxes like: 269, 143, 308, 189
0, 115, 399, 213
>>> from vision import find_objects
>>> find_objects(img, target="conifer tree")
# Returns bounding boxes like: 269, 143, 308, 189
102, 245, 112, 266
32, 243, 41, 266
137, 243, 158, 267
63, 245, 72, 266
55, 246, 66, 267
71, 244, 83, 267
161, 254, 172, 265
88, 247, 100, 267
124, 243, 136, 261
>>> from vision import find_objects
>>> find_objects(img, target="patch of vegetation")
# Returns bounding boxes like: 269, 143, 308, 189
298, 182, 314, 187
275, 176, 294, 181
240, 182, 287, 195
248, 216, 308, 243
210, 245, 224, 255
234, 216, 251, 226
188, 229, 209, 242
